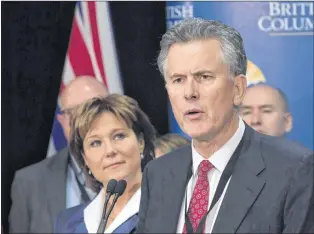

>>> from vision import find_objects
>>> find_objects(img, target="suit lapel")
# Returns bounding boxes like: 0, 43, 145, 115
160, 146, 192, 233
45, 148, 68, 223
212, 126, 266, 233
74, 220, 88, 233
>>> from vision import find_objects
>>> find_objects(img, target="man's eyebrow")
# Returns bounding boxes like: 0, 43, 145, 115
259, 104, 274, 109
239, 105, 252, 110
190, 70, 214, 76
169, 73, 186, 79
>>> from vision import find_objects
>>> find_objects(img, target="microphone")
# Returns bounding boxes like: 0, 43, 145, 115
97, 180, 127, 233
97, 179, 117, 233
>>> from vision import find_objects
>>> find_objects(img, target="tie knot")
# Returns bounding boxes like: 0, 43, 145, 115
198, 160, 213, 177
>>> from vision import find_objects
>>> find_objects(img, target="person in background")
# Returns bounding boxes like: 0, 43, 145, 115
154, 133, 190, 157
239, 83, 292, 137
54, 94, 156, 233
9, 76, 108, 233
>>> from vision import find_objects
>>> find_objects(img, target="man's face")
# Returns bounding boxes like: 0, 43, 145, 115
239, 85, 292, 137
58, 100, 77, 143
57, 82, 108, 142
165, 39, 245, 141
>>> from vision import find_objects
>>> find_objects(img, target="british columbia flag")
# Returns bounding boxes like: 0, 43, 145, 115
46, 1, 123, 157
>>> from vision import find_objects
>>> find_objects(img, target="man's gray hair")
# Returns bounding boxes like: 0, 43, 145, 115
157, 18, 247, 79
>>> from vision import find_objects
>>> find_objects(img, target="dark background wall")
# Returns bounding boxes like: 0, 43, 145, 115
1, 2, 167, 232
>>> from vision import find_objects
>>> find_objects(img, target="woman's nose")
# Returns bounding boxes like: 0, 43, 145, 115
104, 141, 117, 158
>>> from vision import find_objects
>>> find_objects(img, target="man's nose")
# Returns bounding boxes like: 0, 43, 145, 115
184, 78, 199, 101
250, 111, 262, 126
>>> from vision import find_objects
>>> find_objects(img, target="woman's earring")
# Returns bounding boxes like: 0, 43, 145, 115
88, 169, 92, 175
140, 153, 144, 159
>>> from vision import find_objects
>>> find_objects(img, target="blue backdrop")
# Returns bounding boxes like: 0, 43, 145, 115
166, 1, 313, 149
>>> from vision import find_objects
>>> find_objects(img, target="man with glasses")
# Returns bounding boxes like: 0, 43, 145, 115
9, 76, 109, 233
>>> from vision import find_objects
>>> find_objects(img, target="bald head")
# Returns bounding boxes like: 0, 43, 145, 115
245, 84, 288, 111
58, 76, 109, 141
60, 76, 108, 109
239, 84, 292, 137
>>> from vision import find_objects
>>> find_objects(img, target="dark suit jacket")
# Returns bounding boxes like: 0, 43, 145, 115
9, 148, 69, 233
54, 203, 139, 233
137, 126, 314, 233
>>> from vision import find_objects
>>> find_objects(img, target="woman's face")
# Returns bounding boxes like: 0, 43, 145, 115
83, 112, 144, 186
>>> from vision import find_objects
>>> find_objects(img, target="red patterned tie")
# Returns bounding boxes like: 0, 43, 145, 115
183, 160, 213, 233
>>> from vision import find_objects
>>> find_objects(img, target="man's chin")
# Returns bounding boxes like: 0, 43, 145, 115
183, 128, 209, 141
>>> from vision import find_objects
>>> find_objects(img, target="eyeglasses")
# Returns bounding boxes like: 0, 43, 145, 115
60, 107, 74, 117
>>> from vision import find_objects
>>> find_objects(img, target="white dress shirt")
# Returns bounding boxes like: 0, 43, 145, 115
176, 117, 245, 233
84, 188, 141, 233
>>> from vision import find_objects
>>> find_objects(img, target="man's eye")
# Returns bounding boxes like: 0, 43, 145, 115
263, 109, 272, 113
173, 78, 183, 84
241, 111, 251, 116
200, 75, 211, 80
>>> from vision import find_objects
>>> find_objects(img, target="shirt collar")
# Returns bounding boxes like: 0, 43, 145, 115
69, 153, 82, 174
69, 154, 97, 200
84, 187, 141, 233
191, 117, 245, 175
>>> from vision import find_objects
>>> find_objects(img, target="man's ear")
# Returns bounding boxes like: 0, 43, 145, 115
284, 112, 293, 133
233, 74, 247, 106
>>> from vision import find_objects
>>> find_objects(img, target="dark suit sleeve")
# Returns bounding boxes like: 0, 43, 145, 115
53, 211, 64, 234
136, 165, 150, 233
53, 214, 59, 233
9, 171, 30, 233
283, 153, 314, 233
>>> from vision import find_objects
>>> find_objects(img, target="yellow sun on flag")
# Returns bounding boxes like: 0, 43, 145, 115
246, 60, 266, 86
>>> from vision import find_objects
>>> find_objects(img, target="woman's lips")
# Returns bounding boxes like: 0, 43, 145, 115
105, 161, 125, 169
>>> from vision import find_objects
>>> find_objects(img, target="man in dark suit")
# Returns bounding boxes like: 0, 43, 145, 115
137, 18, 314, 233
9, 76, 109, 233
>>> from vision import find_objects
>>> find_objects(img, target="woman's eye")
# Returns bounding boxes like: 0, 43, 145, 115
114, 133, 126, 140
90, 140, 101, 148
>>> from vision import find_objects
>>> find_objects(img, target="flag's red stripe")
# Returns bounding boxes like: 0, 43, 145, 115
68, 17, 95, 77
59, 81, 66, 95
88, 2, 108, 87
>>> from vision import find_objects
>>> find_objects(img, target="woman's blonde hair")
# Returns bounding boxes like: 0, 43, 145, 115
155, 133, 190, 156
69, 94, 156, 192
